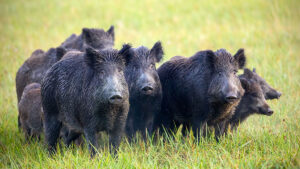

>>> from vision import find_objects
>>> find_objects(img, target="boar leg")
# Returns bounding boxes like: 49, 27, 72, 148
18, 116, 21, 130
24, 127, 31, 141
192, 116, 206, 140
109, 129, 123, 156
44, 113, 62, 154
109, 108, 128, 155
153, 109, 174, 135
65, 130, 81, 147
139, 117, 154, 142
125, 117, 135, 142
181, 123, 191, 137
214, 121, 227, 142
84, 128, 98, 157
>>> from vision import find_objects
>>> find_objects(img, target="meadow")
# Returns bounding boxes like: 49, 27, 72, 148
0, 0, 299, 168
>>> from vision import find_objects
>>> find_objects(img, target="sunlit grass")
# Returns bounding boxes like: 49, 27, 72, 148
0, 0, 299, 168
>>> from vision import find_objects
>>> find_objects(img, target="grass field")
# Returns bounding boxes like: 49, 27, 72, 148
0, 0, 299, 168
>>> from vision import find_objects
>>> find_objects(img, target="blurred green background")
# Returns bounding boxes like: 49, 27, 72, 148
0, 0, 299, 168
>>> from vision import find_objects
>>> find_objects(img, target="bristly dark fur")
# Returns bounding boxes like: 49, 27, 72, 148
153, 48, 246, 140
124, 42, 164, 140
41, 45, 130, 157
84, 47, 125, 69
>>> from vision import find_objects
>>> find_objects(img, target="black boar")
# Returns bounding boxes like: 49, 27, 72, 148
153, 49, 246, 138
18, 83, 43, 140
16, 26, 114, 103
16, 26, 114, 128
16, 26, 115, 104
41, 46, 131, 156
227, 69, 274, 130
61, 26, 114, 51
240, 68, 281, 100
124, 42, 164, 140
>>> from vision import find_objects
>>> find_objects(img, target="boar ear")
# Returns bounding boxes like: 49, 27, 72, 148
56, 47, 67, 61
107, 25, 115, 41
85, 47, 103, 68
119, 44, 134, 65
240, 78, 250, 91
150, 41, 164, 63
243, 68, 253, 78
234, 48, 246, 69
82, 28, 93, 42
205, 50, 216, 69
253, 68, 256, 73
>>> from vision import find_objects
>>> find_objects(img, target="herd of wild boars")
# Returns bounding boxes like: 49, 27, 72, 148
16, 26, 281, 156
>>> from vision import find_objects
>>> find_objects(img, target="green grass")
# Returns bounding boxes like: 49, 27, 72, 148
0, 0, 299, 168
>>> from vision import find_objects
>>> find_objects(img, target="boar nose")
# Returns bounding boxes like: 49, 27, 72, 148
141, 85, 154, 94
138, 72, 155, 95
267, 108, 274, 116
225, 94, 237, 103
276, 92, 282, 98
225, 93, 238, 103
222, 79, 239, 103
109, 93, 123, 105
266, 90, 282, 100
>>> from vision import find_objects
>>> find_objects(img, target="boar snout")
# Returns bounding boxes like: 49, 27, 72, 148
141, 85, 154, 94
108, 93, 123, 105
266, 89, 282, 100
222, 80, 240, 103
138, 73, 156, 95
259, 104, 274, 116
225, 92, 238, 103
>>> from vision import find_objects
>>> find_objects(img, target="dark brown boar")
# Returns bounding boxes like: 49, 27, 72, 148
18, 83, 43, 140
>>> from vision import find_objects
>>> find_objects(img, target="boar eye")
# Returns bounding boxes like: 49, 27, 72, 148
234, 70, 238, 75
100, 70, 105, 76
118, 67, 122, 73
150, 64, 155, 70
